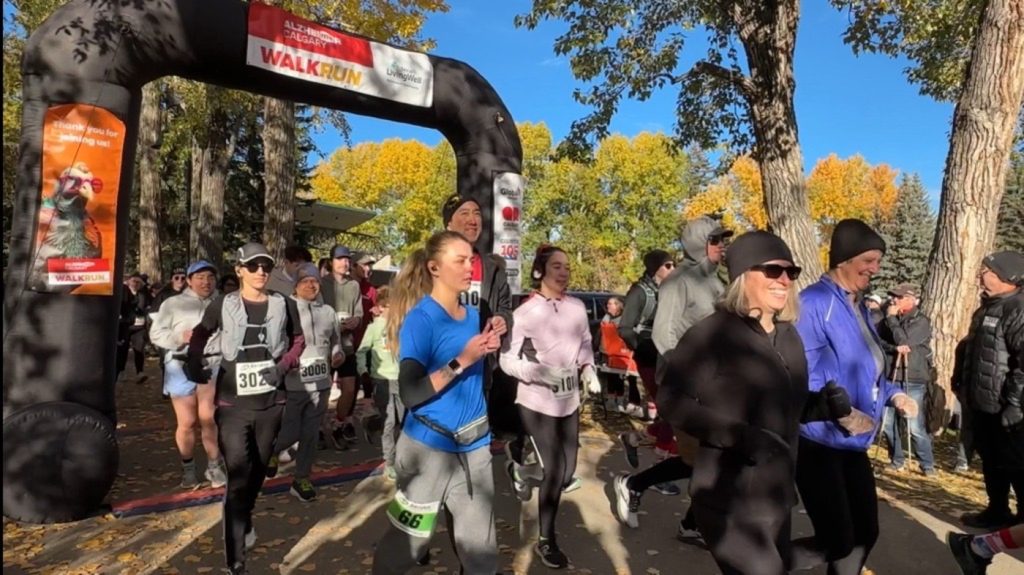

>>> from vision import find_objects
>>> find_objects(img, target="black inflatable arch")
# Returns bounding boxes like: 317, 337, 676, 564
3, 0, 522, 523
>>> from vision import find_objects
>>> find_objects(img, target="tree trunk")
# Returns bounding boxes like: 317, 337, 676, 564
262, 97, 296, 262
196, 90, 236, 270
922, 0, 1024, 394
137, 82, 163, 283
189, 136, 204, 261
737, 1, 824, 285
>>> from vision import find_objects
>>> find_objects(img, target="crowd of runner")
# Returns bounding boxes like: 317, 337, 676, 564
114, 193, 1023, 575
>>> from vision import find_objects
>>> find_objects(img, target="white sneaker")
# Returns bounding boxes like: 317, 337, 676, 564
613, 474, 640, 528
205, 463, 227, 489
244, 527, 257, 550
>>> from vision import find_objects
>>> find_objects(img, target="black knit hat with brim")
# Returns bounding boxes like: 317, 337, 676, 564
829, 219, 887, 269
726, 231, 795, 282
984, 251, 1024, 286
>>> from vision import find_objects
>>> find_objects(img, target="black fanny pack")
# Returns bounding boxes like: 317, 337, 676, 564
412, 413, 490, 446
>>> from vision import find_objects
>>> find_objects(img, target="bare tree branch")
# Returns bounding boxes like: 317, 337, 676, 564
690, 61, 755, 100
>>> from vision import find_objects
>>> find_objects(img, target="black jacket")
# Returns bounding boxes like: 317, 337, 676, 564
478, 253, 513, 333
877, 308, 933, 384
657, 310, 830, 516
953, 289, 1024, 414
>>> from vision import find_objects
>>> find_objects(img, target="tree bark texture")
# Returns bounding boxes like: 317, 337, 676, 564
137, 82, 163, 283
735, 0, 824, 285
262, 97, 296, 262
195, 90, 236, 270
922, 0, 1024, 394
189, 136, 203, 261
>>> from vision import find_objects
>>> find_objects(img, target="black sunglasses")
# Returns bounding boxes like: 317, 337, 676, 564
708, 235, 732, 247
172, 275, 186, 281
243, 260, 274, 273
751, 264, 802, 281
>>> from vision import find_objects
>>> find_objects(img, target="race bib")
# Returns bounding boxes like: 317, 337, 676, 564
235, 360, 277, 396
459, 281, 482, 309
983, 316, 998, 328
386, 490, 441, 538
133, 316, 145, 327
299, 356, 330, 383
546, 367, 579, 400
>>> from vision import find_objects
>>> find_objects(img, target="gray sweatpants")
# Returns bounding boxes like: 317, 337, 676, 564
372, 434, 496, 575
372, 378, 404, 467
274, 389, 330, 479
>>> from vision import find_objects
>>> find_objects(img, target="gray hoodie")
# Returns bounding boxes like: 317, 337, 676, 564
652, 216, 726, 355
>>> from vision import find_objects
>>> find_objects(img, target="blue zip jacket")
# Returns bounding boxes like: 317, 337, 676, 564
796, 275, 900, 451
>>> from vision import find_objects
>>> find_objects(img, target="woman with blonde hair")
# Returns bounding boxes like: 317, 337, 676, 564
371, 230, 505, 574
658, 231, 854, 575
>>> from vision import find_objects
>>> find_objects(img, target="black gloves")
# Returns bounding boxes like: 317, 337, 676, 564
1001, 405, 1023, 429
823, 381, 852, 419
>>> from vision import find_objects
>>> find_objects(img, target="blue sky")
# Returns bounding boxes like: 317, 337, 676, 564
313, 1, 955, 204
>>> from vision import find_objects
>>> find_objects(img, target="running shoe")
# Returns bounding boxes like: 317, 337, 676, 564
244, 527, 257, 550
947, 532, 991, 575
506, 460, 532, 502
561, 476, 583, 494
619, 432, 639, 468
535, 538, 569, 569
265, 455, 279, 479
290, 478, 317, 502
205, 460, 227, 488
651, 481, 681, 496
180, 462, 199, 489
613, 474, 640, 528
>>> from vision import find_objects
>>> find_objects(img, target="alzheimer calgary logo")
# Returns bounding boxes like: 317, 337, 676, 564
387, 62, 425, 87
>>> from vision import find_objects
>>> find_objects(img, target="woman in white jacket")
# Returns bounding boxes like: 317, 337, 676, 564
149, 260, 226, 488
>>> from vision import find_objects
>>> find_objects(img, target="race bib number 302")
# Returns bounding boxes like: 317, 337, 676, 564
386, 490, 440, 538
235, 360, 277, 396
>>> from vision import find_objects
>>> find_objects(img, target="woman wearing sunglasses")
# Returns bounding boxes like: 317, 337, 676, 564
499, 244, 599, 569
790, 219, 918, 575
185, 242, 305, 575
658, 231, 854, 575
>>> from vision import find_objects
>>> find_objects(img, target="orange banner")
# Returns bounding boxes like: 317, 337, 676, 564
30, 104, 124, 295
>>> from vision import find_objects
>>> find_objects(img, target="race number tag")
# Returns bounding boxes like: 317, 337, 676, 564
386, 490, 441, 538
983, 316, 998, 328
459, 281, 482, 308
235, 360, 277, 396
133, 316, 145, 327
554, 370, 580, 400
299, 356, 330, 383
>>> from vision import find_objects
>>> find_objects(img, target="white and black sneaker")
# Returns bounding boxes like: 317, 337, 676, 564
506, 460, 532, 502
535, 538, 569, 569
244, 526, 257, 550
613, 474, 641, 528
677, 518, 703, 543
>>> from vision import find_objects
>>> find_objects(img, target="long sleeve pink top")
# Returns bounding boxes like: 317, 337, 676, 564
500, 293, 595, 417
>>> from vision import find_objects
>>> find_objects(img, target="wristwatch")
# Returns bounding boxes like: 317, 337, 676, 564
447, 358, 465, 377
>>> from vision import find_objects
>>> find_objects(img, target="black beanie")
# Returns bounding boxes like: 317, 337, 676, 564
726, 231, 795, 282
643, 249, 672, 277
441, 194, 479, 226
983, 251, 1024, 285
828, 219, 887, 269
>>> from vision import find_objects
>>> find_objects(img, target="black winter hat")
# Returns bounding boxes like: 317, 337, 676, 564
726, 231, 795, 282
643, 249, 673, 277
441, 194, 480, 226
828, 219, 887, 269
983, 251, 1024, 286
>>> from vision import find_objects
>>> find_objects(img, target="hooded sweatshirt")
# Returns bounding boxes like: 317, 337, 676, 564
286, 295, 342, 392
149, 287, 220, 362
652, 216, 726, 355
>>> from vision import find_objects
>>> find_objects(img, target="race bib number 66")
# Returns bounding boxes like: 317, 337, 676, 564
386, 490, 440, 538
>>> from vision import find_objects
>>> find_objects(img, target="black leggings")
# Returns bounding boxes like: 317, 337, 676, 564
695, 505, 791, 575
518, 405, 579, 540
117, 329, 147, 375
792, 438, 879, 575
216, 404, 284, 568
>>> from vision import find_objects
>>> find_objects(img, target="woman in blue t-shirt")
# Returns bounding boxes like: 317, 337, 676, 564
372, 230, 505, 575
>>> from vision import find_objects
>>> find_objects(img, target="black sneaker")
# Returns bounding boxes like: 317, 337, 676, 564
341, 422, 358, 443
290, 478, 317, 502
947, 532, 991, 575
651, 481, 681, 496
535, 538, 568, 569
228, 562, 248, 575
416, 549, 431, 566
318, 430, 328, 450
619, 432, 639, 469
961, 508, 1015, 529
265, 455, 279, 479
331, 425, 350, 450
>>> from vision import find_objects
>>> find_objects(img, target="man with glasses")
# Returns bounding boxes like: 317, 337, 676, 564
150, 267, 191, 398
614, 216, 732, 535
877, 283, 937, 476
954, 251, 1024, 529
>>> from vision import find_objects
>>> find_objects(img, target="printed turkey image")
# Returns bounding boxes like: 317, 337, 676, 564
29, 104, 123, 295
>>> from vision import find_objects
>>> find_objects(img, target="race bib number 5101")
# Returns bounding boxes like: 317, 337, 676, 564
386, 490, 440, 538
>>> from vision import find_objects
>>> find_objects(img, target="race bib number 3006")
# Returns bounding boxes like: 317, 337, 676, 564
299, 356, 330, 383
235, 360, 277, 396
